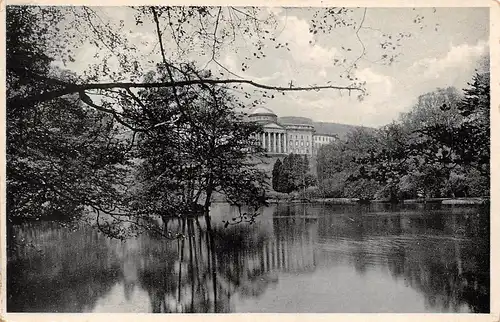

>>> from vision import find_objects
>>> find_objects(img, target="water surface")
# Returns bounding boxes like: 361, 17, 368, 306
7, 203, 489, 313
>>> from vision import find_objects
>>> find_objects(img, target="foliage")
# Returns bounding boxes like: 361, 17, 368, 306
343, 178, 381, 200
316, 69, 490, 200
6, 6, 132, 225
272, 154, 312, 193
317, 173, 350, 198
316, 127, 380, 198
456, 66, 490, 176
272, 159, 283, 192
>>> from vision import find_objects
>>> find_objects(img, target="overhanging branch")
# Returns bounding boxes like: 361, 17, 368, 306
78, 91, 148, 132
13, 79, 364, 106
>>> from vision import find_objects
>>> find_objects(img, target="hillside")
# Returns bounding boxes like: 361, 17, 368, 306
278, 116, 373, 140
313, 122, 373, 139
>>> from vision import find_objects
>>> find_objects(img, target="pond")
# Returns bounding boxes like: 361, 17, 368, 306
7, 202, 489, 313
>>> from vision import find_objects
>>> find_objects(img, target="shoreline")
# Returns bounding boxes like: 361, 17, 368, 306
265, 196, 489, 205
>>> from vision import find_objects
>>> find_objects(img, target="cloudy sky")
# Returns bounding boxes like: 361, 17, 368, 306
59, 6, 489, 127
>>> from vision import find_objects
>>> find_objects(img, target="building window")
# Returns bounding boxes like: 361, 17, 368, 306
301, 141, 304, 146
296, 141, 298, 146
290, 140, 293, 145
301, 135, 303, 139
306, 141, 309, 147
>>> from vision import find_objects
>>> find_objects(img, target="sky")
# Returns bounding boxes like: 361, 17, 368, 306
57, 6, 489, 127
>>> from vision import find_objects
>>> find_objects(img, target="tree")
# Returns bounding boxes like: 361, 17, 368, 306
400, 80, 489, 198
316, 140, 352, 182
316, 127, 381, 198
96, 65, 271, 238
278, 154, 296, 194
272, 159, 283, 192
6, 7, 137, 258
6, 7, 131, 225
456, 65, 490, 177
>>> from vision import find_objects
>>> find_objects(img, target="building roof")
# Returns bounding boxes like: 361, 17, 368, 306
278, 116, 314, 125
249, 107, 277, 116
263, 122, 285, 130
315, 133, 338, 138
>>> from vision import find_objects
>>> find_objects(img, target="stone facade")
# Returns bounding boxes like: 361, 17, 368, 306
248, 107, 337, 156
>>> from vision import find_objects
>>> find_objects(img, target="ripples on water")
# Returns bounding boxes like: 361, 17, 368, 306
7, 203, 489, 313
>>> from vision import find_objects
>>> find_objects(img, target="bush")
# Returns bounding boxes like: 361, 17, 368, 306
343, 178, 382, 200
318, 174, 347, 198
297, 186, 322, 200
464, 168, 489, 197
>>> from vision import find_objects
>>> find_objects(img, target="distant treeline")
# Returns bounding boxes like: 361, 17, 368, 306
314, 64, 489, 201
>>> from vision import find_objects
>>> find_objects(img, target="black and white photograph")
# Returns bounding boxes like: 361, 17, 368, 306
3, 3, 493, 315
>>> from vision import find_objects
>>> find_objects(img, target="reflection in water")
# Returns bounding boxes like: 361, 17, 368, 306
7, 203, 489, 313
7, 223, 122, 312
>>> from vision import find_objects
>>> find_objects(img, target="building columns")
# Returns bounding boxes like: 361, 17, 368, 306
274, 132, 277, 153
274, 132, 278, 153
261, 131, 292, 154
279, 133, 283, 153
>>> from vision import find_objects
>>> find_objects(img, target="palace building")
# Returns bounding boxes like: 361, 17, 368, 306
248, 107, 337, 156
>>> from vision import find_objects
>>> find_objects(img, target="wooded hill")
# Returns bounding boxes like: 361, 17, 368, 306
278, 116, 374, 139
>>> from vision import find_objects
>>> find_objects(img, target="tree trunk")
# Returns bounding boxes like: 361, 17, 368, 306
203, 175, 218, 312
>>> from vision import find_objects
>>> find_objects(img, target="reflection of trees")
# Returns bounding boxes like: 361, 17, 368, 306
316, 204, 489, 313
134, 216, 279, 313
7, 222, 122, 312
385, 234, 488, 313
8, 204, 319, 313
135, 204, 321, 313
272, 204, 318, 273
